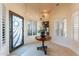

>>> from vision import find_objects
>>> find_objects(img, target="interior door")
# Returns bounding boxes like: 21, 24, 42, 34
9, 11, 24, 52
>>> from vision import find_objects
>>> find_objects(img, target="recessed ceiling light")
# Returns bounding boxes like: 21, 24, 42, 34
43, 10, 48, 13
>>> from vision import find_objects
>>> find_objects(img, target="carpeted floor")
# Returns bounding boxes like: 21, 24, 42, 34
9, 41, 77, 56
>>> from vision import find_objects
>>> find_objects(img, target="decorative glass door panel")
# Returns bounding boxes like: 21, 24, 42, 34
13, 15, 23, 48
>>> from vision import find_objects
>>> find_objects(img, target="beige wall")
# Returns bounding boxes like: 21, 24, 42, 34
0, 3, 41, 55
50, 4, 79, 55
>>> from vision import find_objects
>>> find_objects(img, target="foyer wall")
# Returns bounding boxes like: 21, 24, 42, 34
50, 4, 79, 55
0, 3, 41, 55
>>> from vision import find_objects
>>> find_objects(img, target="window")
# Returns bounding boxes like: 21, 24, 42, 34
28, 20, 37, 36
54, 18, 67, 38
0, 4, 6, 48
54, 21, 60, 36
72, 11, 79, 41
2, 4, 6, 45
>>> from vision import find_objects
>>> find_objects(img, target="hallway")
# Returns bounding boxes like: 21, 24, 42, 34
1, 3, 79, 56
10, 41, 77, 56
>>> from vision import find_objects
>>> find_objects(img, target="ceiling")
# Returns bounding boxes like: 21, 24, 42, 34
25, 3, 58, 13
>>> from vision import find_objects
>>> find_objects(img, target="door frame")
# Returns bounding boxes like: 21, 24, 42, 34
9, 10, 24, 52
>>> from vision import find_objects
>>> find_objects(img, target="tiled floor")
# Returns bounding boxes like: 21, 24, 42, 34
9, 41, 78, 56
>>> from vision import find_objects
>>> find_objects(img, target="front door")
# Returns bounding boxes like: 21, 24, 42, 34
9, 11, 24, 52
